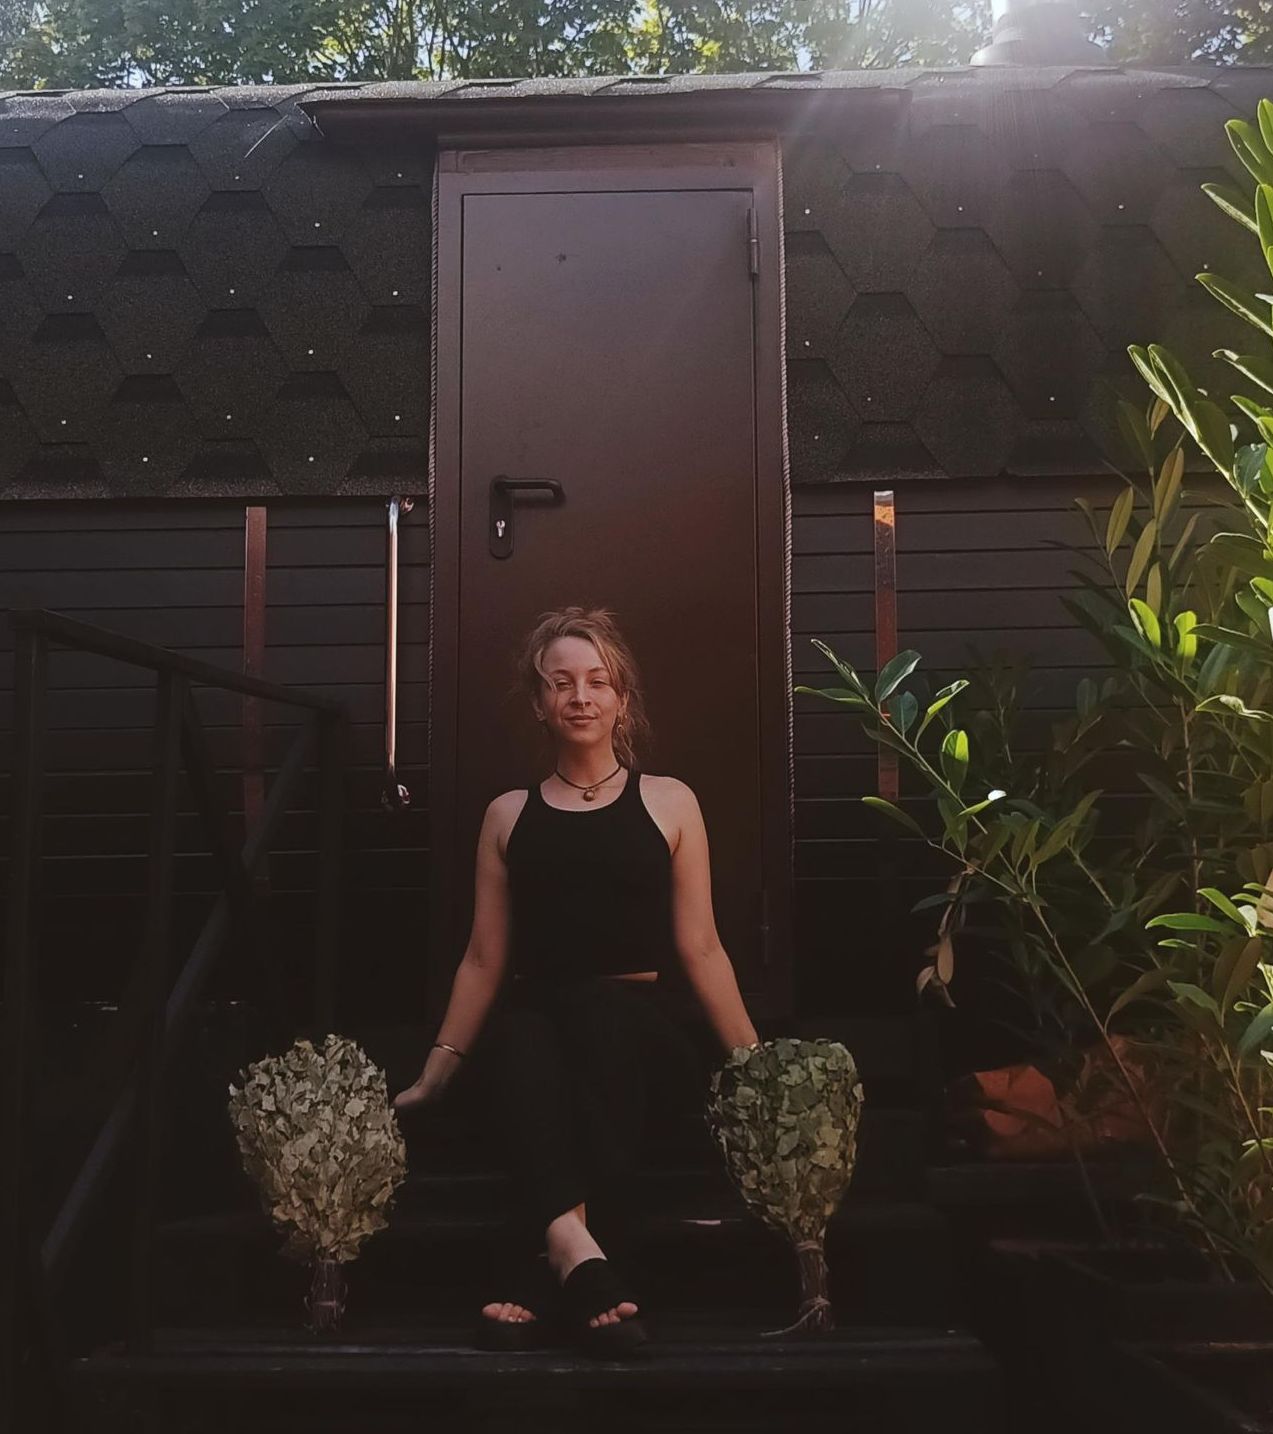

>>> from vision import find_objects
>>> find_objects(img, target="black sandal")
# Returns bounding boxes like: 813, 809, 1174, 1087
472, 1250, 563, 1351
558, 1256, 651, 1359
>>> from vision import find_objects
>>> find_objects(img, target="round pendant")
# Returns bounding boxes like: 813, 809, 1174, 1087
583, 788, 596, 801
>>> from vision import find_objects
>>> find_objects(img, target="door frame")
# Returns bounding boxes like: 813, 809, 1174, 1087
427, 140, 793, 1024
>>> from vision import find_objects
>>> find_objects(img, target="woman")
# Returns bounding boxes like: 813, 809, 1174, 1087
391, 606, 760, 1357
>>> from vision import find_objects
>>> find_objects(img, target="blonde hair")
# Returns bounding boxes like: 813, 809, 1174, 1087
513, 606, 652, 770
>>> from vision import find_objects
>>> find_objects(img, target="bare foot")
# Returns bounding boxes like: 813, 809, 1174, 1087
480, 1299, 536, 1323
546, 1210, 639, 1329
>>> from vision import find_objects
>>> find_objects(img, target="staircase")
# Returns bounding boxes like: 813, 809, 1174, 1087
54, 1006, 1008, 1432
4, 610, 1007, 1431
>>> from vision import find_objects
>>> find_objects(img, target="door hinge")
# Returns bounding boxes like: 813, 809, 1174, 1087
760, 885, 771, 968
747, 208, 760, 278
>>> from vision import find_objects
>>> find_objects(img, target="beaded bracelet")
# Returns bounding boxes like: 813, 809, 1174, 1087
433, 1041, 466, 1059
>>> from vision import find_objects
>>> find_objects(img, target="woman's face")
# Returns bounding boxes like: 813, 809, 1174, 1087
534, 635, 625, 751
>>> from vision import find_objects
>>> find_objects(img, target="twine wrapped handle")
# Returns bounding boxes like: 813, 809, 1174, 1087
760, 1238, 834, 1338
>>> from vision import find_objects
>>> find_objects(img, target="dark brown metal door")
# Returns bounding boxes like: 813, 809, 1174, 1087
431, 143, 791, 1020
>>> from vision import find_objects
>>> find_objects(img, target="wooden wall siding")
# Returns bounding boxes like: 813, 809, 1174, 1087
2, 476, 1228, 1016
791, 473, 1226, 1014
0, 501, 431, 1016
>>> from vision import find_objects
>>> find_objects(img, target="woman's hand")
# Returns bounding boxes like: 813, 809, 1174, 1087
390, 1045, 464, 1114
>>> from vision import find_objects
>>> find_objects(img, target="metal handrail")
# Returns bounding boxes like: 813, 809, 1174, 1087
1, 609, 347, 1426
382, 495, 414, 810
11, 609, 342, 712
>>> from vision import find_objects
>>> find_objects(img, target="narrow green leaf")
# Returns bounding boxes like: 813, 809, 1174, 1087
1207, 531, 1273, 580
1193, 396, 1236, 474
975, 822, 1014, 868
1129, 597, 1162, 647
1106, 486, 1135, 555
1148, 343, 1202, 416
1257, 184, 1273, 278
915, 680, 969, 743
1197, 692, 1273, 722
1255, 98, 1273, 156
1235, 443, 1271, 497
1197, 272, 1273, 339
1010, 815, 1041, 868
1226, 118, 1273, 187
1260, 96, 1273, 155
1202, 181, 1259, 234
1108, 967, 1169, 1020
1194, 624, 1272, 658
861, 795, 924, 837
1235, 588, 1270, 627
1174, 610, 1198, 662
957, 792, 1005, 819
1237, 1002, 1273, 1058
1128, 344, 1173, 406
1170, 512, 1202, 576
809, 638, 867, 696
1223, 936, 1266, 1013
1147, 562, 1164, 615
1215, 349, 1273, 397
794, 685, 870, 708
894, 689, 918, 736
940, 727, 969, 795
1146, 912, 1235, 933
875, 649, 922, 703
1200, 887, 1249, 927
1168, 982, 1222, 1019
1125, 519, 1158, 596
1033, 817, 1077, 866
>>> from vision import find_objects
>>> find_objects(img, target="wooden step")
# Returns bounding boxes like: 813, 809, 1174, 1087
69, 1319, 1006, 1434
153, 1198, 960, 1329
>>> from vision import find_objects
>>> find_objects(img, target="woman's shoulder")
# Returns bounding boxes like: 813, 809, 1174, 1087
484, 785, 530, 848
637, 771, 698, 824
638, 770, 695, 799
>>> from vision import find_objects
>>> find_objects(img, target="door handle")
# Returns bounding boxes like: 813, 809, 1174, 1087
489, 477, 564, 558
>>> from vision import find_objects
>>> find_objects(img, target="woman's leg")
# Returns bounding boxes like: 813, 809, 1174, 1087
483, 991, 593, 1242
480, 980, 642, 1327
546, 976, 712, 1256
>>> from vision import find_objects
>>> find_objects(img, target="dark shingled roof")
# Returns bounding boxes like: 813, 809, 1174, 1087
1, 64, 1271, 497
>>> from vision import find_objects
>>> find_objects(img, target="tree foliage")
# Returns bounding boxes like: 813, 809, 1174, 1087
1084, 0, 1273, 65
6, 0, 1273, 87
1, 0, 988, 86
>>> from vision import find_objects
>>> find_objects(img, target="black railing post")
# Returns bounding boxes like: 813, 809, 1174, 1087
313, 710, 346, 1040
1, 621, 49, 1428
180, 689, 290, 1055
127, 671, 184, 1356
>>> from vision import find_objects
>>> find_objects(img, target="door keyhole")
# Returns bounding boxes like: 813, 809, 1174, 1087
495, 518, 506, 538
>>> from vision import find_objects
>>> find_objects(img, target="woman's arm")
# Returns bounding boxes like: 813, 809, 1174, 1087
667, 781, 761, 1056
396, 796, 513, 1104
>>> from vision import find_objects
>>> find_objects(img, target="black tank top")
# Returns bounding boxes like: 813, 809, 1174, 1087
505, 764, 675, 982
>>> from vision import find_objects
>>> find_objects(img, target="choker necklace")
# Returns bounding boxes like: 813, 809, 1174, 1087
554, 762, 623, 801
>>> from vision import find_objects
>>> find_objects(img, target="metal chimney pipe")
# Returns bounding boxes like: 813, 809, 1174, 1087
971, 0, 1107, 65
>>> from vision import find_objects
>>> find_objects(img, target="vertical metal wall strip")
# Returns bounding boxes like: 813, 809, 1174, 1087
242, 505, 268, 857
383, 496, 414, 810
873, 489, 899, 801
